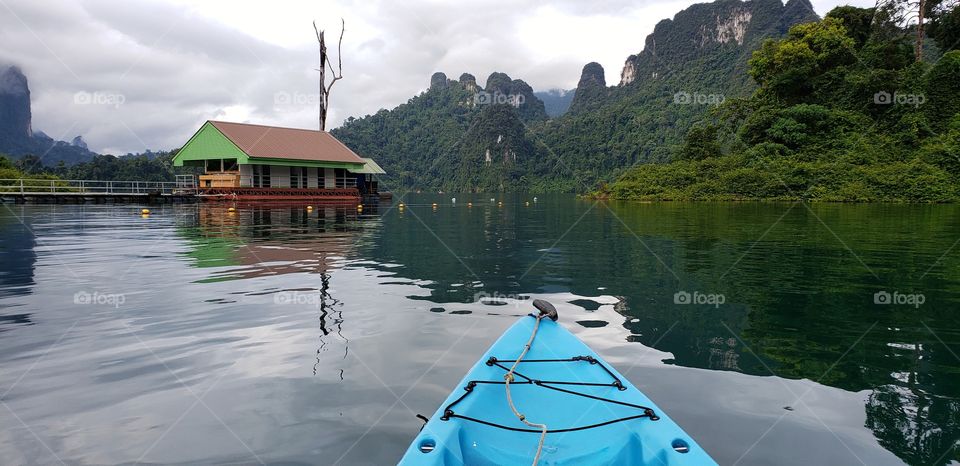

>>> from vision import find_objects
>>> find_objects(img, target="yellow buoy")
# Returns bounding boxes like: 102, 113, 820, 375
227, 207, 236, 212
140, 209, 150, 215
467, 202, 473, 207
432, 203, 438, 207
306, 205, 314, 211
357, 204, 363, 211
398, 202, 405, 208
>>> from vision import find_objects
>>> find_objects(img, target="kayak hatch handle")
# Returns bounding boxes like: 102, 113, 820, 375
415, 414, 429, 432
532, 299, 558, 321
418, 438, 436, 453
672, 438, 690, 453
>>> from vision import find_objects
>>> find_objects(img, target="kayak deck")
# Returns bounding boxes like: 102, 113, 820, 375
400, 314, 716, 465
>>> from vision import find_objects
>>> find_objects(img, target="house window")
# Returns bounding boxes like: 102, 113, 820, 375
334, 168, 356, 189
252, 164, 271, 188
291, 167, 308, 188
224, 159, 239, 171
206, 159, 222, 172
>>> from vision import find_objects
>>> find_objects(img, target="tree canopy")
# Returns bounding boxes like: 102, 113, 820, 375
603, 8, 960, 202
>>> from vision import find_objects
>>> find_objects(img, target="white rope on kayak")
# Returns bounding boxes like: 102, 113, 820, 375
504, 314, 548, 466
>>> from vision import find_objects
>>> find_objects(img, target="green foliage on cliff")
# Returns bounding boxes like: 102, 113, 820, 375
61, 153, 180, 181
332, 75, 577, 193
602, 9, 960, 202
0, 154, 28, 179
4, 151, 183, 182
0, 154, 63, 191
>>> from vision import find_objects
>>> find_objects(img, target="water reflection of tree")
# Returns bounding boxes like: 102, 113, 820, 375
0, 206, 37, 300
314, 272, 347, 380
867, 383, 960, 465
179, 204, 382, 379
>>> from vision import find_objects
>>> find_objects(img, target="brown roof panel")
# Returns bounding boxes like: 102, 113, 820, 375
210, 120, 365, 164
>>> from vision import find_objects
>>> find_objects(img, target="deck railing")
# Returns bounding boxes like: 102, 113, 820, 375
0, 177, 197, 195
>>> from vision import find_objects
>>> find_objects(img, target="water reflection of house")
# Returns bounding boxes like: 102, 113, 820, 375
181, 205, 379, 280
173, 121, 386, 201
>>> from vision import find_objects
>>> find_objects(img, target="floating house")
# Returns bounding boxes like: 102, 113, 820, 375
173, 120, 385, 201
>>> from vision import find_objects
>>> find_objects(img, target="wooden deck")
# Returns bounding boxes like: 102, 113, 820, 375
198, 187, 361, 202
0, 178, 370, 204
0, 178, 198, 203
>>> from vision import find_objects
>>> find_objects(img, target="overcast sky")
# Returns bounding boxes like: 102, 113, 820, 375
0, 0, 871, 154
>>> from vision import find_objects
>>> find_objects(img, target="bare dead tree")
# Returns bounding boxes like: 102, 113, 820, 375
313, 19, 345, 131
915, 0, 927, 61
876, 0, 932, 61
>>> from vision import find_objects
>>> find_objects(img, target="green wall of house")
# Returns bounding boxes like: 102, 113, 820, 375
174, 122, 248, 166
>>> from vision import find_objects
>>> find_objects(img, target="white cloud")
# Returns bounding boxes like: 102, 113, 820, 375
0, 0, 869, 154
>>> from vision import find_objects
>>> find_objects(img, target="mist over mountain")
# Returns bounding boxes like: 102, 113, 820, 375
534, 89, 574, 117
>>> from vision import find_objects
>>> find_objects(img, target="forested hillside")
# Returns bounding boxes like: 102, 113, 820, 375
332, 72, 577, 192
601, 4, 960, 202
534, 0, 819, 187
3, 152, 182, 181
333, 0, 818, 192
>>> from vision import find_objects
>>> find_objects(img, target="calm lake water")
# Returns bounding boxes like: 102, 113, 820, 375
1, 195, 958, 465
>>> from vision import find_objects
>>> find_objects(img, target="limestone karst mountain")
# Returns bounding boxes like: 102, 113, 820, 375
333, 0, 820, 191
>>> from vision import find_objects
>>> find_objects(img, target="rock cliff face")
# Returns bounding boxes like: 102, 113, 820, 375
568, 62, 607, 115
430, 72, 449, 89
697, 8, 752, 46
71, 136, 88, 150
0, 64, 96, 164
618, 0, 818, 86
0, 65, 32, 143
459, 73, 478, 92
481, 72, 547, 122
576, 62, 606, 88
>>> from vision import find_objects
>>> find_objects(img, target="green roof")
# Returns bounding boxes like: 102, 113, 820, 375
349, 158, 386, 175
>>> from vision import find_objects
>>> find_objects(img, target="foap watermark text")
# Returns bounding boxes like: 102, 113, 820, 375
674, 290, 725, 308
74, 291, 126, 308
673, 91, 725, 106
274, 91, 321, 107
874, 290, 925, 308
473, 291, 528, 308
274, 290, 326, 308
474, 91, 525, 108
74, 91, 125, 108
873, 91, 925, 107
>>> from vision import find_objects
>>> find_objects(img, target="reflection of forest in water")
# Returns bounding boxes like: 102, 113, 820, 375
6, 199, 956, 464
0, 207, 36, 331
178, 204, 384, 382
357, 197, 960, 465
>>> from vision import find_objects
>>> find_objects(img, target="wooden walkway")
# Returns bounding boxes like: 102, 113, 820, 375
0, 178, 198, 203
